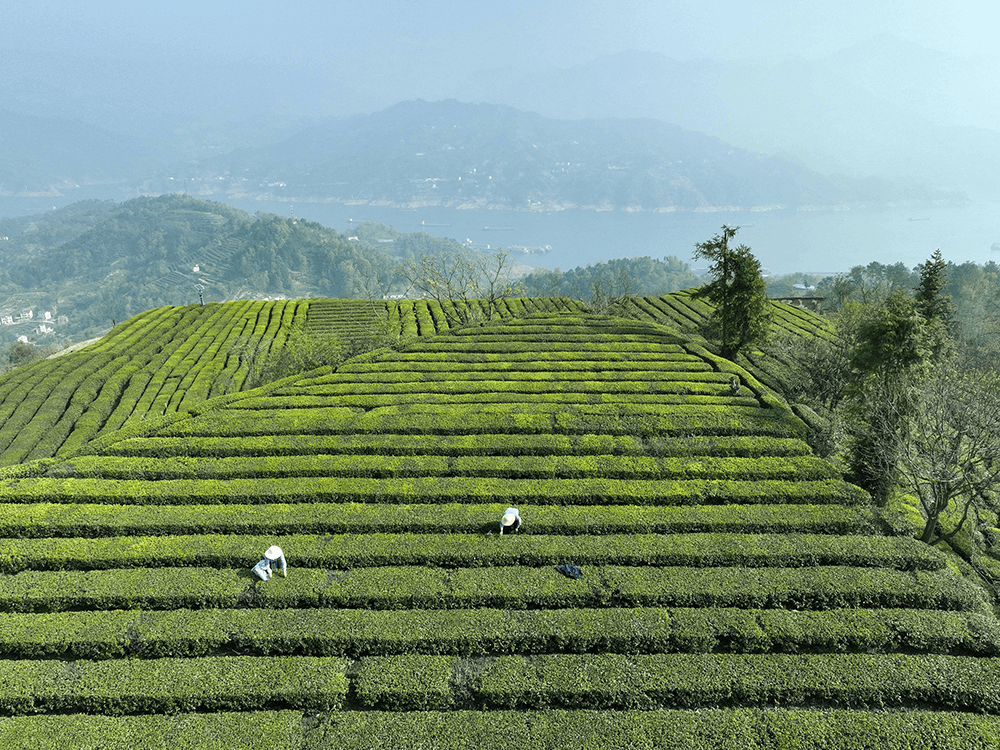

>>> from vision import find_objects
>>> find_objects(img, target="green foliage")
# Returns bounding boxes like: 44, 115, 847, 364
306, 709, 1000, 750
518, 256, 700, 301
0, 531, 943, 574
2, 606, 993, 661
0, 656, 347, 714
693, 225, 771, 359
0, 307, 994, 740
226, 325, 343, 390
0, 565, 982, 614
356, 652, 1000, 711
0, 501, 873, 539
0, 475, 865, 507
0, 712, 304, 750
104, 433, 814, 459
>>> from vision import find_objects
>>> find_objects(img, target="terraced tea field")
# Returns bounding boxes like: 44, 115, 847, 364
0, 310, 998, 748
623, 289, 833, 400
0, 297, 580, 467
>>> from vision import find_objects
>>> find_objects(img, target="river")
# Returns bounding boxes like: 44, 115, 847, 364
2, 188, 997, 275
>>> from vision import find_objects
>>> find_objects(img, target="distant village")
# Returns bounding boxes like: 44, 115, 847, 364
0, 308, 68, 342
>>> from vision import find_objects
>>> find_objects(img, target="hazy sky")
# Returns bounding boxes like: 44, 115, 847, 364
7, 0, 997, 70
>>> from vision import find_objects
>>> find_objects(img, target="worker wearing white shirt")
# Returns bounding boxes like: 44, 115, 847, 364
252, 545, 287, 580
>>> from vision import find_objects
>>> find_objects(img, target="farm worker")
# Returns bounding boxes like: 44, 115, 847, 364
499, 507, 522, 535
251, 545, 288, 581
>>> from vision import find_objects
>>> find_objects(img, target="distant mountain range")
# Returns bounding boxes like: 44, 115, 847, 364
454, 39, 1000, 197
0, 109, 151, 194
2, 35, 994, 208
179, 99, 957, 212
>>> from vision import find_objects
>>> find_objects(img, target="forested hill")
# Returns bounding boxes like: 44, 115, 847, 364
182, 99, 958, 211
0, 194, 466, 346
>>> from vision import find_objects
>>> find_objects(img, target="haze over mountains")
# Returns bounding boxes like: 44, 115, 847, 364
179, 100, 951, 212
1, 35, 996, 205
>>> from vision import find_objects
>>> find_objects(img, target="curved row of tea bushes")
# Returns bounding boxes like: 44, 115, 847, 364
305, 298, 585, 341
354, 652, 1000, 712
102, 433, 815, 459
150, 403, 807, 438
402, 341, 690, 355
0, 502, 869, 538
0, 300, 310, 466
233, 393, 761, 409
0, 532, 944, 573
331, 359, 713, 374
280, 375, 736, 393
0, 476, 867, 506
0, 307, 184, 465
57, 454, 840, 481
0, 656, 347, 715
0, 565, 983, 614
2, 606, 995, 661
359, 350, 698, 365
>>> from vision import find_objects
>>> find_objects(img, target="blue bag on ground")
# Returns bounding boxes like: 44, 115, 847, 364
556, 564, 583, 579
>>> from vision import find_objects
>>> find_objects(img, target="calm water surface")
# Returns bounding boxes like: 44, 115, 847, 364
2, 188, 997, 275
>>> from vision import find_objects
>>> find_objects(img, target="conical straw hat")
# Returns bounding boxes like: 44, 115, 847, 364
264, 546, 283, 560
501, 513, 517, 527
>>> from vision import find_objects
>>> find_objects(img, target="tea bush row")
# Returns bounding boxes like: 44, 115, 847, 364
0, 501, 867, 538
57, 454, 839, 482
0, 531, 942, 573
103, 433, 814, 459
281, 375, 733, 393
0, 565, 982, 613
234, 393, 758, 409
0, 711, 302, 750
304, 707, 1000, 750
0, 655, 347, 715
0, 476, 866, 506
2, 606, 995, 660
334, 358, 710, 374
154, 403, 806, 438
354, 652, 1000, 712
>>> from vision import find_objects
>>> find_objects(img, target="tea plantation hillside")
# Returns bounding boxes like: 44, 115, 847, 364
624, 288, 833, 400
0, 297, 581, 467
0, 312, 999, 749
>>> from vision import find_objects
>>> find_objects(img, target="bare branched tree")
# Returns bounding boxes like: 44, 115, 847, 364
353, 261, 412, 350
402, 249, 521, 327
857, 367, 1000, 544
588, 268, 639, 316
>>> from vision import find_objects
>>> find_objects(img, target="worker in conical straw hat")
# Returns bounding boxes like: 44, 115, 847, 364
264, 546, 287, 577
499, 507, 522, 535
252, 545, 288, 580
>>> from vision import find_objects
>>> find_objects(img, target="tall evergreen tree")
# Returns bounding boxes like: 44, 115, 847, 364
914, 249, 953, 324
693, 225, 771, 360
914, 249, 956, 362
